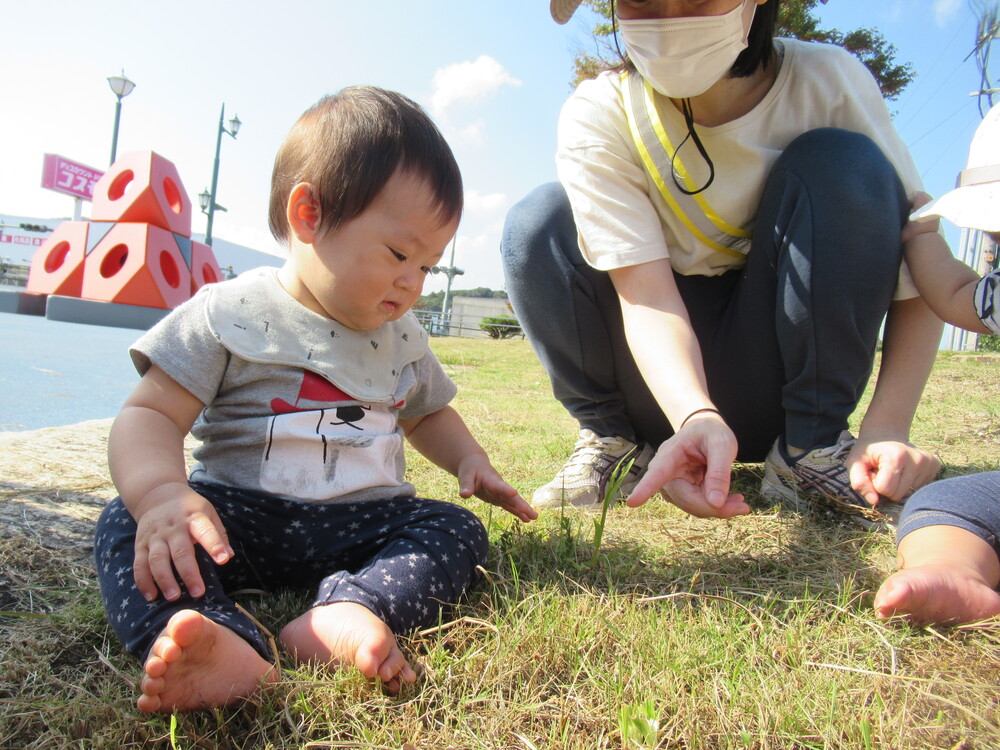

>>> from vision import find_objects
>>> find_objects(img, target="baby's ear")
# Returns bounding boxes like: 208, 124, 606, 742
287, 183, 321, 242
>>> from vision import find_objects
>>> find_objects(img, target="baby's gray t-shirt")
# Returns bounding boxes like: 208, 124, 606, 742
130, 268, 457, 505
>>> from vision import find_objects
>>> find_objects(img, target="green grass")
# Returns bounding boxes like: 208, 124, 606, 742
2, 340, 999, 749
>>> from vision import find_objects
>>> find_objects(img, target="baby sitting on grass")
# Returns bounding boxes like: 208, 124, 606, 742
94, 86, 536, 712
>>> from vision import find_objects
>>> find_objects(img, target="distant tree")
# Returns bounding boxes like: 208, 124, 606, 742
463, 287, 495, 298
569, 0, 914, 100
782, 3, 915, 101
414, 290, 446, 312
978, 334, 1000, 352
415, 287, 508, 312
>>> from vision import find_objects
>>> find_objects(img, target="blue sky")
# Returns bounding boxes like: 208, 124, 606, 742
0, 0, 993, 294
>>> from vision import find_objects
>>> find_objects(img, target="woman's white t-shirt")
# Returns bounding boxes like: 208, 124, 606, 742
556, 39, 921, 299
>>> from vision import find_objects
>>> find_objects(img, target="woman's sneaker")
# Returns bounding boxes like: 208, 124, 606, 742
532, 429, 655, 510
761, 431, 903, 531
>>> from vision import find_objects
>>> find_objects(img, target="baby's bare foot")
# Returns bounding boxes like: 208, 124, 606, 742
874, 563, 1000, 625
138, 609, 277, 713
279, 602, 416, 693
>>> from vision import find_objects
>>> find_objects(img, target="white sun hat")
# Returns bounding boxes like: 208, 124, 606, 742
910, 102, 1000, 232
550, 0, 585, 24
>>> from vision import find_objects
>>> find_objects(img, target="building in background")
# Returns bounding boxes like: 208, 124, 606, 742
944, 228, 998, 351
446, 296, 517, 338
0, 212, 281, 293
0, 216, 56, 290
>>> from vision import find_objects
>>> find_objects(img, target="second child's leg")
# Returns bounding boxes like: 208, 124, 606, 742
874, 472, 1000, 625
875, 526, 1000, 624
279, 497, 489, 692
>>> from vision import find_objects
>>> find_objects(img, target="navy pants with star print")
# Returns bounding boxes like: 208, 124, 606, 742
94, 481, 490, 661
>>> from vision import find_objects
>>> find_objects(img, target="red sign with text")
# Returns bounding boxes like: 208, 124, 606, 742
0, 234, 45, 247
41, 154, 104, 202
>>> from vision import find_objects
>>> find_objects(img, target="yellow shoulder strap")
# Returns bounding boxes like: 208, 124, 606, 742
621, 71, 749, 259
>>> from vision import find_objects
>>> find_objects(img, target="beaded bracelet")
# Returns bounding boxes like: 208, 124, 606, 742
679, 407, 722, 430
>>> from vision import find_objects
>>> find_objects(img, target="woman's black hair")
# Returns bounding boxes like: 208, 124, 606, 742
731, 0, 780, 78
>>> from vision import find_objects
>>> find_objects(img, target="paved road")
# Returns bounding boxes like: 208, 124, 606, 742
0, 311, 141, 431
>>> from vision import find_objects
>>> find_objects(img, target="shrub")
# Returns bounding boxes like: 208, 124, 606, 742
977, 334, 1000, 353
479, 315, 522, 339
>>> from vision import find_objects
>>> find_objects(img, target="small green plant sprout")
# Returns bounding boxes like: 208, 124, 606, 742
619, 700, 660, 748
169, 714, 182, 749
860, 719, 874, 750
591, 452, 636, 567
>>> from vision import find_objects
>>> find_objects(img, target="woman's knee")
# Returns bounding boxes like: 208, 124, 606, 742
501, 182, 574, 270
781, 128, 890, 175
777, 128, 907, 218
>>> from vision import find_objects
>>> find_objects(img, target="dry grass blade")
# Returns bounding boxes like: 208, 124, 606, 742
416, 615, 501, 638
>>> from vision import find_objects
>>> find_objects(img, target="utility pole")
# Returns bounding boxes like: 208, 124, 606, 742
430, 236, 464, 335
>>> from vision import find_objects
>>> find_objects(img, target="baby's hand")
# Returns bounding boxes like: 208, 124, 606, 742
902, 191, 941, 245
457, 454, 537, 522
131, 483, 234, 602
846, 436, 941, 504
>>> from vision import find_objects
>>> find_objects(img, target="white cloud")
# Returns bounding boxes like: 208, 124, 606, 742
453, 227, 507, 289
933, 0, 962, 25
431, 55, 523, 116
447, 120, 488, 148
885, 1, 905, 22
464, 189, 509, 216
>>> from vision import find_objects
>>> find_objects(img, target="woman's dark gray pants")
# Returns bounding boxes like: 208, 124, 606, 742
501, 128, 909, 461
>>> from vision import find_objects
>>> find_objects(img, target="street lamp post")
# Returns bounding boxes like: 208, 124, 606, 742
430, 236, 464, 335
199, 104, 241, 247
107, 71, 136, 165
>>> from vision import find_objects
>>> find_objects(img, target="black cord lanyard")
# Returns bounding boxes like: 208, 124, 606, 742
673, 98, 716, 196
610, 0, 716, 196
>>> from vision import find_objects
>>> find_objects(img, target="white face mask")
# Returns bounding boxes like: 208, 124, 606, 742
619, 0, 758, 99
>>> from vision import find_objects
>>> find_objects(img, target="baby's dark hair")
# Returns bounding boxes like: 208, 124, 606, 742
269, 86, 463, 243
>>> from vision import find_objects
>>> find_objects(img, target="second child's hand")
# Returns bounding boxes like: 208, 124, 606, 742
903, 191, 940, 244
